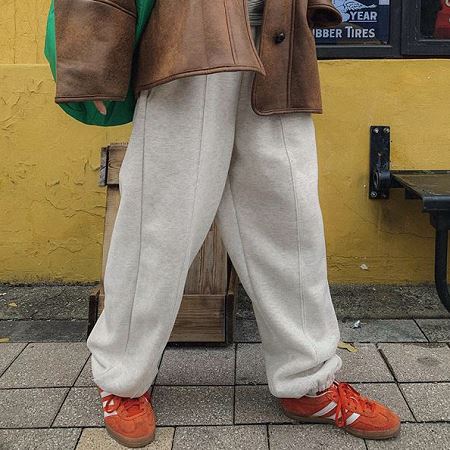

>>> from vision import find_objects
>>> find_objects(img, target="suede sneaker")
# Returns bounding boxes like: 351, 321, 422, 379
280, 381, 400, 440
98, 386, 156, 448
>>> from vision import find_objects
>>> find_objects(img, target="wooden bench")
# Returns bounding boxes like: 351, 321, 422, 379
369, 125, 450, 312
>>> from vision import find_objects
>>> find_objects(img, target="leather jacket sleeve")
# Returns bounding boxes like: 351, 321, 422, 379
307, 0, 343, 28
54, 0, 136, 103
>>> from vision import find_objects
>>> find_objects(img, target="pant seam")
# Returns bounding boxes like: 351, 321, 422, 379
279, 115, 319, 367
165, 74, 209, 349
227, 179, 253, 295
128, 76, 210, 397
119, 89, 153, 366
89, 90, 153, 394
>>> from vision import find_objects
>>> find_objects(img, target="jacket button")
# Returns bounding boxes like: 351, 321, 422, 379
274, 32, 286, 44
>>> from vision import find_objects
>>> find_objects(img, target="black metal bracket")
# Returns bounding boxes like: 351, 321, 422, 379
369, 125, 450, 311
369, 125, 393, 200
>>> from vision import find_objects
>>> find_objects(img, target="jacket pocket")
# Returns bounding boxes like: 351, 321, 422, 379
307, 0, 343, 29
54, 0, 136, 103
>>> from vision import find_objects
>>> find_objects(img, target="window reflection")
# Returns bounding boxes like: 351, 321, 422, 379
422, 0, 450, 39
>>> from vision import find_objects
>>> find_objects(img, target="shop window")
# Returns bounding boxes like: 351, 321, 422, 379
421, 0, 443, 38
314, 0, 450, 58
315, 1, 390, 45
402, 0, 450, 55
315, 0, 401, 58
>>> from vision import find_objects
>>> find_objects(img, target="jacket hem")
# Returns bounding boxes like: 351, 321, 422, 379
135, 64, 266, 94
251, 105, 324, 116
55, 95, 126, 104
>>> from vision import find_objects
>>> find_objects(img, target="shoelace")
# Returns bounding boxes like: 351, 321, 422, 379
333, 382, 375, 428
103, 394, 146, 416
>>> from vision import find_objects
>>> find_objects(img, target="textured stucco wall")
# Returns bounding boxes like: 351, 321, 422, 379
1, 1, 450, 282
317, 59, 450, 282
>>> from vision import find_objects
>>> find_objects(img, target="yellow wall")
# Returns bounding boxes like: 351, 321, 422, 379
1, 1, 450, 283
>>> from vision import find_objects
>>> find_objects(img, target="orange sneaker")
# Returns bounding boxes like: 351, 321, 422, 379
98, 386, 156, 448
280, 381, 400, 440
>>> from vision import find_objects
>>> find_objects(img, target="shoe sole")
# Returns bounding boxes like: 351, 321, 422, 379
105, 423, 156, 448
282, 409, 401, 440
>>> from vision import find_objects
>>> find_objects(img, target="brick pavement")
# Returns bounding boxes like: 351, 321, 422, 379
0, 284, 449, 449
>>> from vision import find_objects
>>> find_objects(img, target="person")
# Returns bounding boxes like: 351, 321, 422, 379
53, 0, 401, 447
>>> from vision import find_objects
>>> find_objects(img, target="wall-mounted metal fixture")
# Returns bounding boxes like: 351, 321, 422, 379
369, 125, 450, 311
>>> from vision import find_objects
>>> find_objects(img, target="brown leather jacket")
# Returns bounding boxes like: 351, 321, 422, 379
54, 0, 342, 115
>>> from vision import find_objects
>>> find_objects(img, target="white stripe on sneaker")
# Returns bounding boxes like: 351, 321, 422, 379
345, 412, 361, 425
328, 410, 360, 426
312, 401, 337, 417
102, 396, 117, 417
102, 398, 115, 408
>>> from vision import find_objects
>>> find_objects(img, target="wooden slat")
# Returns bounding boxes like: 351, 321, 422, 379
105, 143, 127, 186
96, 286, 225, 343
224, 265, 239, 344
99, 147, 109, 187
101, 187, 121, 281
185, 221, 228, 295
169, 295, 225, 342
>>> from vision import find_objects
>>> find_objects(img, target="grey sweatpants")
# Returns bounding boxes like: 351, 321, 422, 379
86, 26, 342, 399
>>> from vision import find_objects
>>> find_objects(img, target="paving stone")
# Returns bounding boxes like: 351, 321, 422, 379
400, 383, 450, 422
204, 283, 450, 321
236, 343, 267, 385
366, 423, 450, 449
0, 342, 90, 388
53, 387, 103, 427
352, 383, 414, 422
337, 344, 394, 382
268, 424, 366, 449
0, 284, 93, 320
0, 388, 68, 428
0, 428, 81, 450
416, 319, 450, 342
339, 320, 426, 343
74, 356, 95, 387
234, 319, 261, 343
379, 343, 450, 382
155, 346, 235, 385
0, 342, 26, 375
0, 320, 88, 342
234, 385, 293, 424
173, 425, 268, 450
76, 427, 174, 449
151, 386, 234, 426
331, 284, 450, 320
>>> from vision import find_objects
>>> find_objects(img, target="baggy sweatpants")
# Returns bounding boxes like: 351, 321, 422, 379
86, 25, 342, 399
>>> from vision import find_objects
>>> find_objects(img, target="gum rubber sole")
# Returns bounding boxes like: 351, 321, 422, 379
105, 423, 156, 448
282, 409, 401, 440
